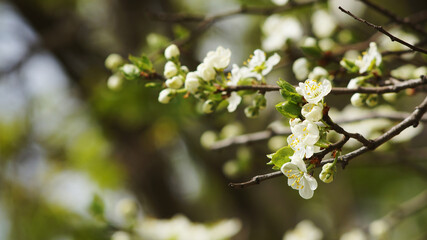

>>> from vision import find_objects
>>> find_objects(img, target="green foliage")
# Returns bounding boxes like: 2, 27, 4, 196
267, 146, 294, 170
128, 54, 154, 73
275, 101, 301, 119
277, 79, 303, 103
88, 194, 105, 221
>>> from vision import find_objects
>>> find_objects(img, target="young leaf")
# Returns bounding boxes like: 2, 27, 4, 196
88, 194, 105, 220
276, 101, 301, 119
267, 146, 294, 170
277, 79, 303, 103
129, 54, 154, 73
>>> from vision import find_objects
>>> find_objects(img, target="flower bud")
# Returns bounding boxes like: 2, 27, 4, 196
197, 62, 216, 81
366, 94, 379, 107
319, 162, 335, 183
164, 61, 178, 78
244, 106, 259, 118
301, 103, 323, 122
121, 64, 140, 79
369, 220, 389, 239
165, 75, 183, 89
308, 67, 328, 80
164, 44, 180, 59
350, 93, 367, 107
184, 72, 200, 94
158, 88, 176, 104
107, 74, 123, 90
111, 231, 131, 240
116, 198, 139, 220
292, 58, 309, 81
202, 100, 215, 114
382, 92, 397, 102
105, 53, 124, 70
180, 65, 189, 73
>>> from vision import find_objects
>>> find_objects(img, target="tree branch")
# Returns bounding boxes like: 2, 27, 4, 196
338, 6, 427, 54
229, 94, 427, 188
229, 171, 283, 189
359, 0, 427, 35
223, 76, 427, 94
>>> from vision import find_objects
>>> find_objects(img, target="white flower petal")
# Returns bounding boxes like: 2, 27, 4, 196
227, 92, 242, 112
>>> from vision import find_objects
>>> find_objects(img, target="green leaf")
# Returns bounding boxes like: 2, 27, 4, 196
88, 194, 105, 220
254, 94, 267, 109
129, 54, 154, 73
275, 101, 301, 119
340, 58, 359, 73
277, 79, 303, 103
267, 146, 294, 170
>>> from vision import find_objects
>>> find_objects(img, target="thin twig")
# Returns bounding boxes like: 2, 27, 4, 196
229, 171, 282, 189
311, 135, 349, 160
338, 6, 427, 54
359, 0, 427, 35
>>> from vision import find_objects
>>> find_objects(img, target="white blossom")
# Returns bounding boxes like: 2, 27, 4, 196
301, 103, 323, 122
296, 78, 332, 104
272, 0, 288, 6
247, 49, 280, 80
262, 15, 303, 51
228, 64, 257, 86
158, 88, 175, 104
312, 9, 337, 38
185, 72, 200, 94
347, 76, 366, 89
197, 62, 216, 81
355, 42, 382, 73
107, 74, 123, 90
165, 75, 184, 89
287, 120, 320, 158
164, 61, 178, 78
227, 92, 242, 112
283, 220, 323, 240
204, 46, 231, 70
292, 58, 310, 81
281, 157, 318, 199
164, 44, 180, 59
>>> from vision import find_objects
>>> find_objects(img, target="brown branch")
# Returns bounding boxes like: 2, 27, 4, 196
229, 171, 283, 189
322, 94, 427, 168
223, 76, 427, 94
323, 113, 374, 148
338, 6, 427, 54
359, 0, 427, 35
311, 135, 349, 160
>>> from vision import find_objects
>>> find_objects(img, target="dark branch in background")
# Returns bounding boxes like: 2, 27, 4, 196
211, 110, 427, 150
223, 76, 427, 94
229, 81, 427, 188
149, 0, 325, 23
339, 6, 427, 54
382, 39, 427, 56
229, 171, 282, 189
359, 0, 427, 35
148, 0, 324, 59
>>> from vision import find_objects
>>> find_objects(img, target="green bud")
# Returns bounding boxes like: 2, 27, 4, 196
202, 100, 215, 114
244, 106, 259, 118
366, 94, 379, 107
319, 163, 335, 183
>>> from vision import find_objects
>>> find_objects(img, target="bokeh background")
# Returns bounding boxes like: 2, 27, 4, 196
1, 0, 427, 239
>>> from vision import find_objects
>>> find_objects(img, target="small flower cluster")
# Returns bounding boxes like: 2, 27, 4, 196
280, 67, 332, 199
158, 45, 280, 117
340, 42, 384, 108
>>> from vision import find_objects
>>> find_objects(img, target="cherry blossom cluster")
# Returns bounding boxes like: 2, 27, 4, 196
278, 68, 333, 199
159, 45, 280, 117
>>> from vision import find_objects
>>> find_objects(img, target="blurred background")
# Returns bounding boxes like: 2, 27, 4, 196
0, 0, 426, 239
